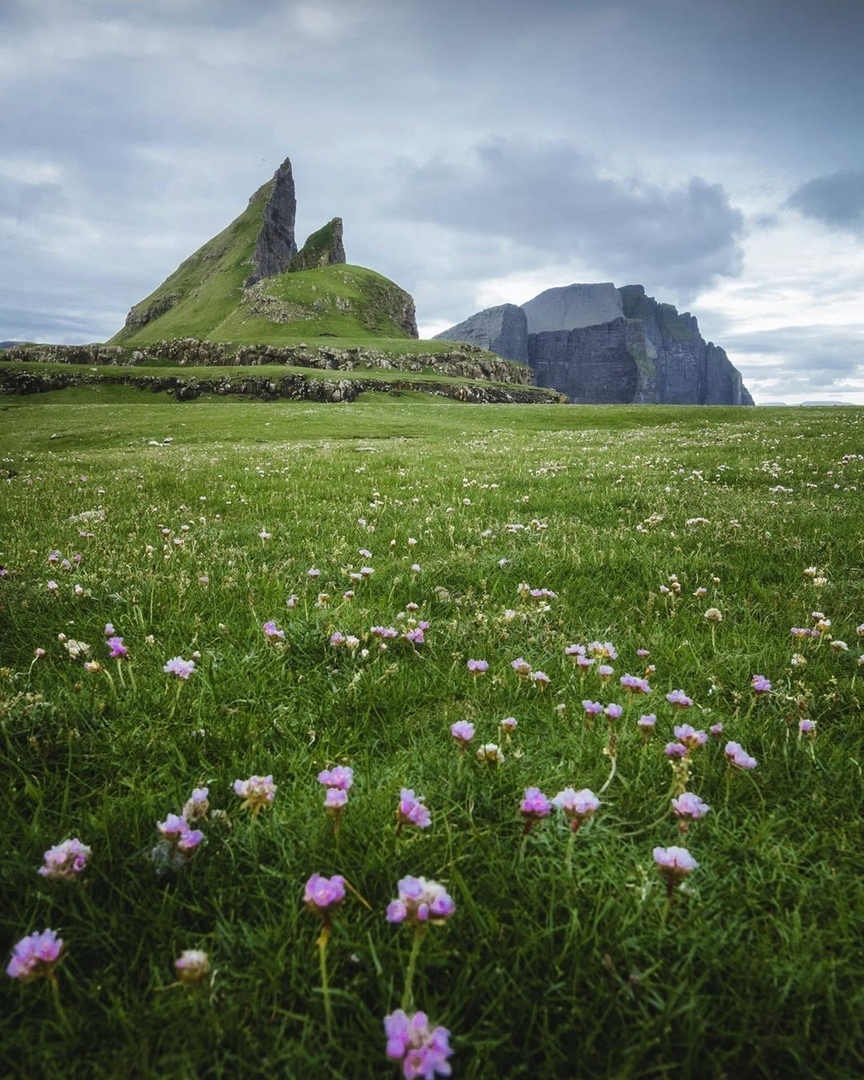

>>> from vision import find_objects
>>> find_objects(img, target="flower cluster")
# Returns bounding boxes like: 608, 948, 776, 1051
397, 789, 431, 831
39, 837, 92, 881
384, 1010, 453, 1079
233, 775, 277, 816
6, 929, 62, 982
386, 876, 455, 926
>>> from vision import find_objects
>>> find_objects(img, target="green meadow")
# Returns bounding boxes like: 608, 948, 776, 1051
1, 391, 862, 1078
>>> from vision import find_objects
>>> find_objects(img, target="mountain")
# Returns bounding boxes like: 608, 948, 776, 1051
434, 283, 753, 406
109, 157, 417, 347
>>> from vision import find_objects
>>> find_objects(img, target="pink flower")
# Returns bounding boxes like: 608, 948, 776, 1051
157, 814, 204, 854
182, 787, 210, 822
582, 700, 603, 716
604, 703, 623, 720
233, 775, 276, 815
587, 641, 617, 660
371, 626, 399, 640
386, 876, 455, 925
384, 1010, 453, 1078
531, 670, 550, 689
671, 792, 711, 822
576, 655, 594, 671
6, 929, 63, 982
664, 742, 688, 758
397, 789, 431, 830
450, 721, 475, 748
318, 766, 354, 791
597, 664, 614, 680
263, 620, 285, 642
709, 723, 724, 737
666, 689, 693, 708
552, 787, 600, 832
324, 788, 348, 811
163, 656, 195, 679
106, 636, 127, 659
620, 673, 651, 694
799, 719, 816, 737
520, 787, 552, 833
304, 873, 346, 916
404, 627, 425, 645
673, 724, 707, 750
725, 742, 758, 770
466, 658, 488, 675
751, 674, 772, 694
39, 838, 91, 880
511, 657, 532, 678
653, 845, 698, 891
637, 713, 656, 733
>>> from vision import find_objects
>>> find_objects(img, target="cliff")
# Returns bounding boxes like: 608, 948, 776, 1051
434, 283, 753, 406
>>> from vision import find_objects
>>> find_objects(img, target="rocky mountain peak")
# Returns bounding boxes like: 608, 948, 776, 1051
245, 157, 298, 286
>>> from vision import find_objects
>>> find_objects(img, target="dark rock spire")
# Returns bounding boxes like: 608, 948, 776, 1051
245, 157, 298, 286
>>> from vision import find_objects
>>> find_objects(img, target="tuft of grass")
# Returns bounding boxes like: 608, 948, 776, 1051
0, 401, 862, 1078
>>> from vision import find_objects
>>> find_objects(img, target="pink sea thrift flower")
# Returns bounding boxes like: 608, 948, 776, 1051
671, 792, 711, 827
182, 787, 210, 822
104, 623, 116, 636
39, 838, 92, 880
304, 873, 346, 916
666, 689, 693, 708
587, 641, 617, 660
620, 673, 651, 694
582, 700, 603, 717
725, 742, 758, 770
404, 627, 425, 645
6, 929, 63, 982
511, 657, 532, 678
751, 674, 772, 694
175, 949, 210, 986
520, 787, 552, 833
450, 721, 474, 749
576, 655, 594, 672
799, 719, 816, 737
233, 775, 276, 815
604, 703, 623, 720
318, 766, 354, 792
372, 626, 399, 640
397, 789, 431, 831
674, 724, 707, 751
466, 658, 488, 675
386, 876, 455, 925
324, 788, 348, 811
653, 846, 698, 894
552, 788, 600, 832
531, 670, 551, 689
163, 656, 195, 679
157, 814, 204, 855
597, 664, 614, 680
637, 713, 656, 735
384, 1009, 453, 1079
709, 723, 724, 737
664, 742, 688, 758
263, 620, 285, 642
106, 636, 127, 659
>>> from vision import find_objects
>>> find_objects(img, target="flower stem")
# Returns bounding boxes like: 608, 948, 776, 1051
401, 925, 426, 1011
317, 924, 333, 1039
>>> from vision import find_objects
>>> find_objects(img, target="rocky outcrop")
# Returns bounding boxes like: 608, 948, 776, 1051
289, 217, 346, 272
434, 304, 528, 364
0, 339, 533, 384
0, 364, 561, 405
435, 282, 753, 406
245, 157, 298, 286
522, 284, 624, 334
123, 292, 181, 330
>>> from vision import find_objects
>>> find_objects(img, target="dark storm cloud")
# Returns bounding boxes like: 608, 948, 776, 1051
393, 139, 745, 297
786, 172, 864, 235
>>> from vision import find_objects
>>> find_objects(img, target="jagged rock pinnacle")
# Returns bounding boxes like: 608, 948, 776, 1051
245, 157, 298, 286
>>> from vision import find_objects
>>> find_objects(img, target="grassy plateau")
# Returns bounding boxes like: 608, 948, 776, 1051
0, 392, 862, 1078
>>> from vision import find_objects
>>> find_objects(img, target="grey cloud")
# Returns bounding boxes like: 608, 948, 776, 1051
392, 139, 745, 297
723, 324, 864, 396
786, 172, 864, 234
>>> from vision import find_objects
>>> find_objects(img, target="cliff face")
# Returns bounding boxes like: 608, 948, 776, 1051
245, 157, 298, 286
435, 283, 753, 405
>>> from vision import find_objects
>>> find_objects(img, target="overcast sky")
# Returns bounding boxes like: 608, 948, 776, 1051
2, 0, 863, 403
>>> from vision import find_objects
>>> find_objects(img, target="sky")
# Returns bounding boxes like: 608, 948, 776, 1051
2, 0, 863, 404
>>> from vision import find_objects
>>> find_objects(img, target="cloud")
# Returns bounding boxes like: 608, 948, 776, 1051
392, 139, 745, 298
786, 171, 864, 235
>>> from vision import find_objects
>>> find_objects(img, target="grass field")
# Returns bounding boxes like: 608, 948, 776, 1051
1, 395, 862, 1078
